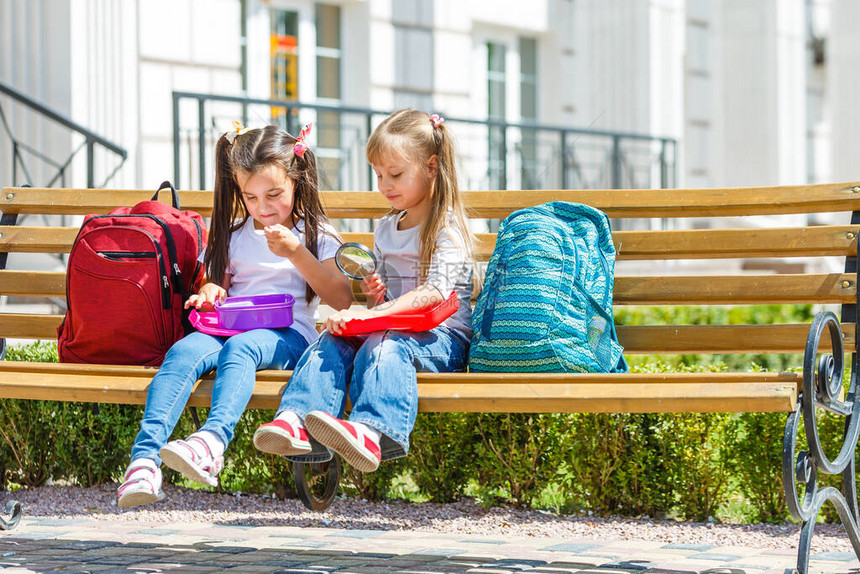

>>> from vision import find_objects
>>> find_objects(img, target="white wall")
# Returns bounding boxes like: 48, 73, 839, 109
720, 0, 807, 187
829, 0, 860, 183
139, 0, 242, 191
0, 0, 74, 188
684, 0, 718, 189
1, 0, 854, 193
68, 0, 139, 189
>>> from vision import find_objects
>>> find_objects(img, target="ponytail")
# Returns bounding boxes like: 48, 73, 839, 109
205, 135, 248, 287
288, 141, 325, 303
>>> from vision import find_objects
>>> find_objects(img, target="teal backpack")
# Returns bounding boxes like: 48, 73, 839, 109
469, 202, 627, 373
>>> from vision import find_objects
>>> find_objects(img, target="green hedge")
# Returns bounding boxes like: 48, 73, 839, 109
0, 304, 850, 524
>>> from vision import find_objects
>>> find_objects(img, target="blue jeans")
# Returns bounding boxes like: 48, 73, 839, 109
131, 328, 308, 465
278, 326, 469, 463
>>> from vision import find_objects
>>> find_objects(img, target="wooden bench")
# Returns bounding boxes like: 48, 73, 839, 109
3, 183, 860, 573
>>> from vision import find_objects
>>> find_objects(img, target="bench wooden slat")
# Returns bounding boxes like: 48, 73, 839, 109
0, 227, 78, 253
0, 271, 66, 297
419, 382, 799, 413
614, 227, 859, 259
346, 228, 859, 260
0, 362, 800, 413
4, 270, 855, 304
0, 316, 851, 354
0, 361, 801, 381
4, 183, 860, 218
0, 314, 64, 338
0, 189, 216, 217
344, 273, 857, 305
5, 226, 855, 262
616, 273, 856, 304
619, 323, 852, 353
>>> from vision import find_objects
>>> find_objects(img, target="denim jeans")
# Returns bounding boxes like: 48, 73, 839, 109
278, 326, 469, 463
131, 328, 308, 465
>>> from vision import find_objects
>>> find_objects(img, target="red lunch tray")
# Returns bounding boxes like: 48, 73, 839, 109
334, 291, 460, 336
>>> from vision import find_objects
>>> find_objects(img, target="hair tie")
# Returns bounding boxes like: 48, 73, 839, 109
293, 123, 313, 158
429, 114, 445, 128
225, 120, 250, 144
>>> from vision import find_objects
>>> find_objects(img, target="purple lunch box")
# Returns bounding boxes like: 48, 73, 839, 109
215, 294, 295, 330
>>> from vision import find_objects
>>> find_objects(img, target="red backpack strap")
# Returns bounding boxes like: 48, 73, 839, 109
152, 181, 181, 210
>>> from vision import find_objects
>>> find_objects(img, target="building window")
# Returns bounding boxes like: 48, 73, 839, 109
392, 0, 434, 110
270, 10, 299, 122
519, 37, 538, 188
487, 41, 506, 189
487, 37, 538, 189
519, 37, 537, 120
315, 3, 341, 188
315, 3, 341, 102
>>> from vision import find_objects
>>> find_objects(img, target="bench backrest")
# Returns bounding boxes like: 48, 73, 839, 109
2, 182, 860, 359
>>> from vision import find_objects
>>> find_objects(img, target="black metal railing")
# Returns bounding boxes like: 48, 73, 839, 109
172, 91, 677, 194
0, 79, 127, 189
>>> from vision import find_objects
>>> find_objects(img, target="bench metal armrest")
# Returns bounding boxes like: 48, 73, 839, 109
784, 311, 860, 572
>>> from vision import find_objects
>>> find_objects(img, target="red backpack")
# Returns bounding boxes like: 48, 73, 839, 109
58, 182, 207, 365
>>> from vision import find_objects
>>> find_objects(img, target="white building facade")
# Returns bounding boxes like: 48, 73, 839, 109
0, 0, 858, 194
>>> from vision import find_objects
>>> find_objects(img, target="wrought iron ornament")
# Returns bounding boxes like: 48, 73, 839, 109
783, 310, 860, 573
0, 500, 22, 530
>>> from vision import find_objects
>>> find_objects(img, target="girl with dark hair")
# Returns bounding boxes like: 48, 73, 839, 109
118, 122, 351, 508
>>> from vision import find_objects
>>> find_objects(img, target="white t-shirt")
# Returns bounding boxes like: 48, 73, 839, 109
202, 217, 340, 344
374, 212, 473, 339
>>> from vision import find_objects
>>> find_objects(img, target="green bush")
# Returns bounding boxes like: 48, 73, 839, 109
54, 403, 143, 487
4, 340, 58, 362
2, 341, 143, 487
561, 413, 675, 517
666, 412, 733, 521
340, 457, 406, 501
724, 412, 787, 522
2, 297, 846, 528
404, 413, 479, 502
557, 363, 738, 521
0, 342, 64, 488
471, 413, 568, 508
0, 398, 64, 488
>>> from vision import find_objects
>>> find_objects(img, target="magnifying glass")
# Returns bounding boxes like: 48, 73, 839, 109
335, 242, 390, 301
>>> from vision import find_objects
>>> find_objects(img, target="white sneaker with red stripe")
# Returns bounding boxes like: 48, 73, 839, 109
253, 419, 312, 456
304, 411, 382, 473
117, 459, 164, 508
159, 435, 223, 487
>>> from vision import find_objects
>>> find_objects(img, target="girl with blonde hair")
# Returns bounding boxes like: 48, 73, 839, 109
254, 109, 476, 472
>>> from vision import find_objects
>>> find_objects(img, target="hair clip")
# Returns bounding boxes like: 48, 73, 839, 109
225, 120, 250, 144
293, 123, 313, 158
429, 114, 445, 128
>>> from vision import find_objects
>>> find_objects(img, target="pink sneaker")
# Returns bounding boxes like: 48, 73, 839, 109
159, 436, 223, 487
304, 411, 381, 473
117, 461, 164, 508
253, 419, 312, 456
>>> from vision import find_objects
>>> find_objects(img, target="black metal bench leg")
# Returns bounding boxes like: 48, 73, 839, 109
292, 458, 340, 511
0, 209, 20, 362
0, 191, 30, 525
784, 311, 860, 573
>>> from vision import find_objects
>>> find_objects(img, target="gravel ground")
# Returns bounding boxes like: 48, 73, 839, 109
0, 485, 853, 553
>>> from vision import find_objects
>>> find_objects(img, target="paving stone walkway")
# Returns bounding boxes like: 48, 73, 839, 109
0, 517, 856, 573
